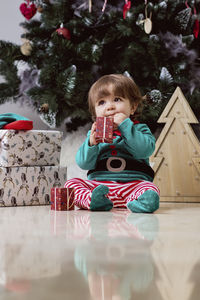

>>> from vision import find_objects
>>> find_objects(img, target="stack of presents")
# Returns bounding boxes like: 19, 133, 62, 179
0, 113, 114, 210
0, 113, 67, 208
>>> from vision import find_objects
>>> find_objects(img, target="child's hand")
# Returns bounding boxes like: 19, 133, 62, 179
89, 122, 98, 146
113, 113, 128, 127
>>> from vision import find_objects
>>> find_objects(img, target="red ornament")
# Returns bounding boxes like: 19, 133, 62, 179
193, 19, 199, 39
56, 24, 71, 40
123, 0, 131, 19
20, 1, 37, 20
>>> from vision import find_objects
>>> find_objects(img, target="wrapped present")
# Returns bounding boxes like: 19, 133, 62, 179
96, 117, 114, 143
51, 188, 74, 211
0, 165, 67, 207
0, 129, 62, 167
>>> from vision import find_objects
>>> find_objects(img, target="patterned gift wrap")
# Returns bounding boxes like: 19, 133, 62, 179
0, 166, 67, 207
0, 130, 62, 167
96, 117, 114, 143
51, 188, 74, 211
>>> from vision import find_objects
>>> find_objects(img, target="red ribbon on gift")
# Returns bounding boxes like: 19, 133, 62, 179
52, 188, 74, 211
123, 0, 131, 19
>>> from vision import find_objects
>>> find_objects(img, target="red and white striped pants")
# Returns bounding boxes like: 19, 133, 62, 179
64, 178, 160, 210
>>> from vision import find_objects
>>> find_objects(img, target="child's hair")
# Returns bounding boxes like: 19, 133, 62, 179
88, 74, 143, 119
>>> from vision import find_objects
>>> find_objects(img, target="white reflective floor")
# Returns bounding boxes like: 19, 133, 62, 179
0, 202, 200, 300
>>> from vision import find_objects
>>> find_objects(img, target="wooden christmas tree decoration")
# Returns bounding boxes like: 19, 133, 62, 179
150, 87, 200, 202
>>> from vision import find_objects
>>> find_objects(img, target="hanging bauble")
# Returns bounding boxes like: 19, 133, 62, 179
139, 4, 153, 34
56, 24, 71, 40
20, 1, 37, 20
40, 103, 49, 113
192, 5, 199, 39
144, 18, 152, 34
149, 89, 162, 103
20, 41, 32, 56
193, 19, 199, 38
123, 0, 131, 19
144, 90, 162, 107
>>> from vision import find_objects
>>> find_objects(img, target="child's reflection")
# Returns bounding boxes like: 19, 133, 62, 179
73, 210, 159, 300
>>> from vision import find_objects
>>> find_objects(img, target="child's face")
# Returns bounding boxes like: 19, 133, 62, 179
94, 86, 136, 119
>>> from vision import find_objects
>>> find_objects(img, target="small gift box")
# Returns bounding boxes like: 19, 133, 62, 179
96, 117, 114, 143
51, 188, 74, 211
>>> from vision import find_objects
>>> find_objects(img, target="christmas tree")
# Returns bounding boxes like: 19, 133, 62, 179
0, 0, 199, 131
150, 87, 200, 201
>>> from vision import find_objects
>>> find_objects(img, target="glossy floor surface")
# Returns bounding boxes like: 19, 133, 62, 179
0, 203, 200, 300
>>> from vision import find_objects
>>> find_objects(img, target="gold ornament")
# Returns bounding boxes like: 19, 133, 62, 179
40, 103, 49, 113
139, 3, 153, 34
144, 18, 152, 34
20, 41, 32, 56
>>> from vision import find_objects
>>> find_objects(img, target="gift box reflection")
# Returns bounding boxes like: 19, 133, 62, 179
73, 212, 159, 300
0, 208, 61, 283
0, 239, 61, 282
50, 210, 92, 238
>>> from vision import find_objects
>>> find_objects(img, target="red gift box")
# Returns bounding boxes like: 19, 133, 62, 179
51, 188, 74, 211
96, 117, 114, 143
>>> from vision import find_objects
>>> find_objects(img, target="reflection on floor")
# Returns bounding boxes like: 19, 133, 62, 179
0, 202, 200, 300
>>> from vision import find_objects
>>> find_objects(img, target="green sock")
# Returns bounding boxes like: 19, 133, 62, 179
127, 190, 159, 213
90, 185, 113, 211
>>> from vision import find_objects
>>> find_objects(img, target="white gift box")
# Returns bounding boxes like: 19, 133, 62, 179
0, 130, 62, 167
0, 165, 67, 207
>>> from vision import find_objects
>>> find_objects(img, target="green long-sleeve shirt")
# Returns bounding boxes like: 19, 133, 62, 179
76, 118, 155, 182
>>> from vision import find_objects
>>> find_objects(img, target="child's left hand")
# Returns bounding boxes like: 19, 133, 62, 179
89, 122, 98, 146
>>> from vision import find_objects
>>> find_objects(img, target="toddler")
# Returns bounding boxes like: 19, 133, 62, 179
65, 74, 160, 212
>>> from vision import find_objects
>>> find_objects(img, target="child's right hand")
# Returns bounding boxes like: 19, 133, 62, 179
89, 122, 98, 146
